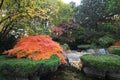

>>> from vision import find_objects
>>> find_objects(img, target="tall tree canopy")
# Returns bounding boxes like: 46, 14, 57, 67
0, 0, 74, 52
0, 0, 74, 39
74, 0, 120, 47
75, 0, 120, 26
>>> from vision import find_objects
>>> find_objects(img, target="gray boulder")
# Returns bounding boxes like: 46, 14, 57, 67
87, 49, 95, 54
63, 53, 82, 70
96, 48, 109, 54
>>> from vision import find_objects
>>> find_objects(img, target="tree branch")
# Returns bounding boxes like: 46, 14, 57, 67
0, 20, 13, 40
0, 0, 4, 9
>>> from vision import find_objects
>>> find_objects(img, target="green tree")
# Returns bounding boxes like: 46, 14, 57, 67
0, 0, 75, 52
53, 1, 74, 25
75, 0, 107, 27
107, 0, 120, 15
74, 0, 120, 47
0, 0, 62, 52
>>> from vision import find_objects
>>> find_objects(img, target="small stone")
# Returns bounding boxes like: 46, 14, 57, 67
96, 48, 108, 54
87, 49, 95, 54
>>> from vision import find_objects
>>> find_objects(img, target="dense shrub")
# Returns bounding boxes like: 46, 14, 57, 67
61, 43, 70, 51
51, 27, 64, 37
81, 54, 120, 72
52, 22, 79, 43
98, 35, 115, 47
4, 35, 66, 64
113, 40, 120, 46
0, 54, 60, 77
77, 44, 92, 50
108, 46, 120, 56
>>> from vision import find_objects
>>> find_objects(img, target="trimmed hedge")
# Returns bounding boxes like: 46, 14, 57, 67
81, 54, 120, 72
0, 54, 60, 77
77, 45, 91, 50
77, 44, 95, 50
108, 46, 120, 56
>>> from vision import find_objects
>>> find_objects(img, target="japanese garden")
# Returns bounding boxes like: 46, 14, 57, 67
0, 0, 120, 80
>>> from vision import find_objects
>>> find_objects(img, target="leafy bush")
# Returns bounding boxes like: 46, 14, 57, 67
4, 35, 66, 64
113, 40, 120, 46
108, 46, 120, 56
61, 43, 70, 51
51, 27, 64, 37
0, 54, 60, 77
81, 54, 120, 72
52, 22, 79, 43
98, 35, 115, 47
77, 45, 91, 50
77, 44, 96, 50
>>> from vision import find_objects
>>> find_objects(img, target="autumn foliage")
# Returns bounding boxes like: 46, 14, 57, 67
113, 40, 120, 46
52, 27, 64, 37
4, 35, 66, 64
51, 22, 78, 42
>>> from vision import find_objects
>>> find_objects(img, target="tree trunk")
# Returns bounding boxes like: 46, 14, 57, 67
0, 0, 4, 9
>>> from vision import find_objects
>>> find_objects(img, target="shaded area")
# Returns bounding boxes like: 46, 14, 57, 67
41, 66, 92, 80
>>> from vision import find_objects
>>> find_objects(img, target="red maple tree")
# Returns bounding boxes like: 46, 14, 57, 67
113, 40, 120, 46
4, 35, 66, 64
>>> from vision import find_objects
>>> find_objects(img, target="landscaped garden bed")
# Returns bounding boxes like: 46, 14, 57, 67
81, 54, 120, 80
0, 54, 60, 80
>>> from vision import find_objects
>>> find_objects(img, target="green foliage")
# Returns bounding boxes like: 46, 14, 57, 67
0, 54, 60, 77
0, 0, 74, 38
77, 45, 91, 50
108, 46, 120, 56
100, 22, 120, 38
76, 27, 99, 43
0, 0, 74, 52
98, 35, 115, 47
54, 2, 74, 25
52, 22, 79, 43
107, 0, 120, 14
75, 0, 107, 27
74, 0, 120, 48
61, 43, 70, 51
81, 54, 120, 72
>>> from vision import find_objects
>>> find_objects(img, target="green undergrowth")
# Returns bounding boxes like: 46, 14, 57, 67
108, 46, 120, 56
77, 45, 91, 50
0, 54, 60, 77
81, 54, 120, 72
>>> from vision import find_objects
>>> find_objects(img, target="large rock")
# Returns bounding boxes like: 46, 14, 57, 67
83, 67, 106, 79
63, 51, 95, 70
63, 53, 80, 61
95, 48, 109, 54
107, 72, 120, 80
87, 49, 95, 54
63, 53, 81, 70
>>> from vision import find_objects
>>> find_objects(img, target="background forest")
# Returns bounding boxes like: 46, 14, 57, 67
0, 0, 120, 52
